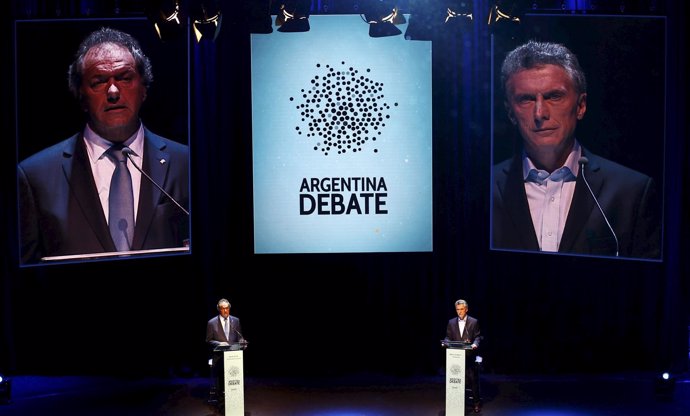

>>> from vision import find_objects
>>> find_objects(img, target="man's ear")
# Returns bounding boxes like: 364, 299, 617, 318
505, 100, 517, 125
576, 92, 587, 120
79, 94, 88, 112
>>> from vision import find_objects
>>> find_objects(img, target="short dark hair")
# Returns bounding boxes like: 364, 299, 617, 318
67, 27, 154, 99
500, 40, 587, 95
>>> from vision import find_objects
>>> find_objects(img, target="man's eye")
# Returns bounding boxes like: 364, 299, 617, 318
90, 80, 107, 89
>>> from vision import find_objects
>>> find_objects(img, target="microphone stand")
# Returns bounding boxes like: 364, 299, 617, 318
122, 147, 190, 216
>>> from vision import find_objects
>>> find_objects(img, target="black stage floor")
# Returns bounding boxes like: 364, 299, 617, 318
1, 372, 688, 415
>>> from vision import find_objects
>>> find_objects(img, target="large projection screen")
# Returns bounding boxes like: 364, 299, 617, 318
15, 18, 191, 266
490, 15, 665, 261
251, 15, 433, 254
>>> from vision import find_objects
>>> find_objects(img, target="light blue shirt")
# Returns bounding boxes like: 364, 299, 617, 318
522, 141, 581, 252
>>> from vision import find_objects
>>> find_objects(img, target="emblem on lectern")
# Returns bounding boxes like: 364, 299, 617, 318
450, 364, 462, 375
227, 366, 240, 377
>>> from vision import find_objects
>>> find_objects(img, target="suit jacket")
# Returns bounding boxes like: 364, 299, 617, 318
446, 315, 481, 348
206, 315, 244, 348
18, 127, 189, 264
492, 149, 661, 259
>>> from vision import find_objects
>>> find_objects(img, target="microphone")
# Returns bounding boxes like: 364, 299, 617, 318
578, 156, 619, 256
122, 147, 190, 216
229, 321, 248, 348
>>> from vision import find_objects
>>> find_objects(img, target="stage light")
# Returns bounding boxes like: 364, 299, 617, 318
363, 2, 406, 38
191, 1, 222, 42
654, 371, 676, 400
276, 1, 311, 33
445, 7, 473, 24
487, 1, 522, 27
0, 374, 10, 404
404, 1, 473, 41
146, 0, 186, 42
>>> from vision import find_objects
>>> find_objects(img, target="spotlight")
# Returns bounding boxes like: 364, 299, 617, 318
363, 2, 406, 38
404, 1, 471, 41
276, 1, 310, 33
445, 7, 473, 24
191, 1, 222, 42
654, 371, 676, 400
146, 0, 186, 42
0, 374, 11, 404
487, 1, 523, 28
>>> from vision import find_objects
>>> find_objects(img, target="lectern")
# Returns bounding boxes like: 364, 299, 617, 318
212, 342, 247, 416
442, 340, 474, 416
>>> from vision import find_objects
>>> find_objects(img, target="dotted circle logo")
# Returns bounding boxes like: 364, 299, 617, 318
450, 364, 463, 376
228, 366, 240, 377
290, 61, 398, 156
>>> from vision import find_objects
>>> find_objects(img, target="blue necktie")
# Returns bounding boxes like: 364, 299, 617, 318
106, 145, 134, 251
224, 318, 230, 340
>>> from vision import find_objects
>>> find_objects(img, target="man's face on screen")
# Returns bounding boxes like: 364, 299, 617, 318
80, 42, 147, 143
505, 64, 586, 166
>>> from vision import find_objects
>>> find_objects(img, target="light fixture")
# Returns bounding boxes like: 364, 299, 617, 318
0, 374, 10, 404
445, 7, 472, 24
363, 2, 406, 38
276, 1, 310, 33
146, 0, 186, 42
404, 1, 472, 41
191, 1, 222, 42
654, 371, 676, 400
487, 1, 522, 27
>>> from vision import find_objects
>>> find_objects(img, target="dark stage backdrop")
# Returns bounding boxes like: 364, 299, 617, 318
2, 1, 688, 379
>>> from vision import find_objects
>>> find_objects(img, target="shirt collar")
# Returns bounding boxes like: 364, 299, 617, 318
522, 140, 581, 184
83, 123, 145, 164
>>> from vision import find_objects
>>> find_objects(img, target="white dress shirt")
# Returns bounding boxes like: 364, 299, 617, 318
83, 123, 145, 223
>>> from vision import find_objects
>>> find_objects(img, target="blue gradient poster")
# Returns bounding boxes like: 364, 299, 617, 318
251, 15, 432, 254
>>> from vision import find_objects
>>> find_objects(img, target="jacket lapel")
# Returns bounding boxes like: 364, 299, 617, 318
501, 155, 540, 250
560, 150, 600, 252
66, 135, 116, 251
217, 317, 228, 342
131, 130, 171, 249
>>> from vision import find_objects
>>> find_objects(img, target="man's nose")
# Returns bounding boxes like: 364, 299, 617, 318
107, 82, 120, 103
534, 96, 549, 121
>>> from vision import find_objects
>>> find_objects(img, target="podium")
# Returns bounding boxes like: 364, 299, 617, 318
442, 340, 474, 416
212, 342, 247, 416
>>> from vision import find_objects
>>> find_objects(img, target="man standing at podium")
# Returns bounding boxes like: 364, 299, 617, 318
206, 298, 245, 403
445, 299, 482, 413
206, 298, 245, 347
